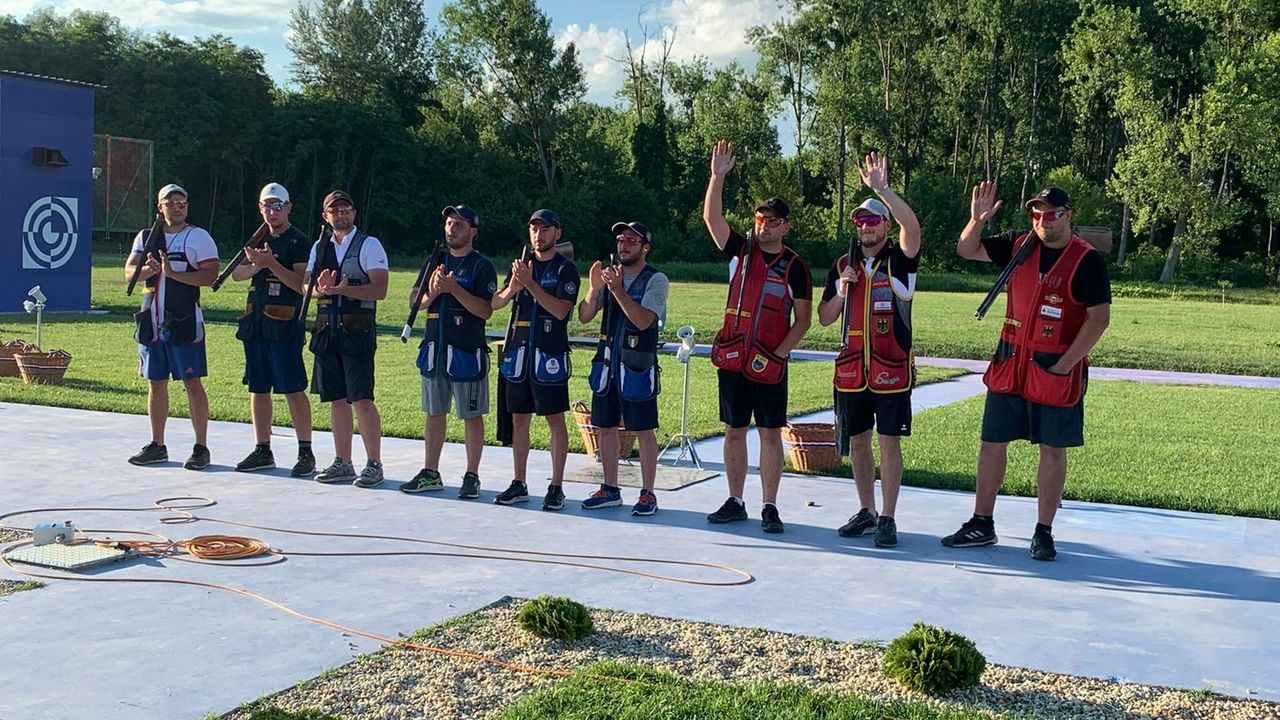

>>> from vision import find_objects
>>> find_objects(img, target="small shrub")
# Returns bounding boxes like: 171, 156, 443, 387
517, 595, 594, 642
882, 622, 986, 694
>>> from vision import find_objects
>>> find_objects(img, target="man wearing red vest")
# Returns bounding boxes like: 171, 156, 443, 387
817, 153, 921, 549
944, 183, 1111, 561
703, 139, 813, 534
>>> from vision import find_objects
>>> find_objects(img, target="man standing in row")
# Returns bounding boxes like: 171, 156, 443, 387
817, 153, 921, 549
400, 205, 497, 497
125, 184, 219, 470
229, 182, 315, 477
944, 184, 1111, 561
703, 140, 813, 534
577, 221, 669, 515
492, 209, 579, 511
307, 190, 390, 488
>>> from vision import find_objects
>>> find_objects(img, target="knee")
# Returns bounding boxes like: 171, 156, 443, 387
725, 426, 748, 441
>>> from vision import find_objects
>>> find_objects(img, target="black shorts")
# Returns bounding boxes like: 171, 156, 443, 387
719, 369, 788, 429
836, 389, 912, 437
980, 390, 1084, 448
591, 387, 659, 431
312, 349, 376, 403
506, 378, 570, 416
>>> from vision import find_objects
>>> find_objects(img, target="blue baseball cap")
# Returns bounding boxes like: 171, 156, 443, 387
611, 221, 652, 244
528, 208, 560, 227
442, 205, 479, 227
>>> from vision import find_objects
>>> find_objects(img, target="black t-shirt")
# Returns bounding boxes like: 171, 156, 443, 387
430, 250, 497, 312
265, 225, 312, 272
822, 243, 919, 302
981, 230, 1111, 308
723, 228, 813, 301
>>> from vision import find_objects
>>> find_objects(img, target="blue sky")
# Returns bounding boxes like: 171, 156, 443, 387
12, 0, 791, 106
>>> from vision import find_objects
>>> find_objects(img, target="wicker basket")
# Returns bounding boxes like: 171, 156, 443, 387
572, 401, 637, 459
14, 349, 73, 385
782, 422, 842, 472
0, 339, 34, 378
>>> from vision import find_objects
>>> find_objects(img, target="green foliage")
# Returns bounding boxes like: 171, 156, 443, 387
882, 623, 986, 695
517, 595, 594, 642
244, 709, 340, 720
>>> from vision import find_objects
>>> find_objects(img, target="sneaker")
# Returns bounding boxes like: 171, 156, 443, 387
707, 497, 748, 524
315, 457, 357, 484
291, 447, 316, 477
235, 446, 275, 473
495, 480, 530, 506
184, 444, 211, 471
354, 460, 385, 488
541, 484, 565, 511
458, 471, 481, 499
874, 516, 899, 548
400, 468, 444, 493
1030, 527, 1058, 561
941, 517, 998, 548
760, 504, 785, 534
631, 490, 658, 516
837, 507, 879, 538
128, 442, 168, 466
582, 484, 623, 510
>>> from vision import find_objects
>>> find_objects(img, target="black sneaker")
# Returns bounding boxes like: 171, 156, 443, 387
1030, 528, 1058, 561
874, 516, 898, 548
291, 447, 316, 477
837, 507, 879, 537
128, 442, 168, 466
399, 468, 444, 493
235, 446, 275, 473
494, 480, 529, 506
184, 444, 211, 471
458, 471, 481, 499
760, 504, 785, 534
707, 497, 748, 524
542, 484, 565, 511
941, 517, 998, 548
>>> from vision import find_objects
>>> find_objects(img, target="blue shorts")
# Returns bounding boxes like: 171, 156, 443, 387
139, 339, 208, 382
243, 337, 308, 394
591, 387, 659, 431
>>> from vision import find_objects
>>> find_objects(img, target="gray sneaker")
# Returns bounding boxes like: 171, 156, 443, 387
354, 460, 385, 488
315, 457, 357, 484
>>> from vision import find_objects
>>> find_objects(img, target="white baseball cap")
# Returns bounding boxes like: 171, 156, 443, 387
851, 197, 892, 224
157, 183, 187, 202
260, 182, 290, 203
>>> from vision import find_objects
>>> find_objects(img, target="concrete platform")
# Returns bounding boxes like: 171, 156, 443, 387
1, 401, 1277, 719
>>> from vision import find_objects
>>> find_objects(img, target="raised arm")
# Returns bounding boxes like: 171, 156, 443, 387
702, 140, 735, 250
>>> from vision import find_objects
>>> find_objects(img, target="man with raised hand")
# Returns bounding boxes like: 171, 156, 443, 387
399, 205, 497, 497
125, 184, 219, 470
816, 153, 921, 549
577, 221, 670, 515
702, 140, 813, 534
229, 182, 315, 477
943, 184, 1111, 561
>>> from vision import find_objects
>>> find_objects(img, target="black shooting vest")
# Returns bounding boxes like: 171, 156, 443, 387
313, 230, 376, 323
247, 227, 306, 318
141, 225, 202, 321
423, 250, 490, 354
509, 252, 572, 356
593, 264, 660, 368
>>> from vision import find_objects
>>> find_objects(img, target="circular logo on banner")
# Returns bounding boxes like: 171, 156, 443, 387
22, 196, 80, 270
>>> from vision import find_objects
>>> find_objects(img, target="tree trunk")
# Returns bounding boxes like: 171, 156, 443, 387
1159, 206, 1188, 284
836, 121, 847, 241
1117, 201, 1132, 263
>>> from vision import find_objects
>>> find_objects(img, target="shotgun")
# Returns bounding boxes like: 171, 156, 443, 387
126, 214, 167, 296
211, 222, 271, 291
296, 225, 333, 324
400, 237, 448, 343
975, 235, 1039, 320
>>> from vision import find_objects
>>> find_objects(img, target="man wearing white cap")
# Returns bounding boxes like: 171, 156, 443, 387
124, 183, 220, 469
816, 152, 921, 549
228, 183, 315, 476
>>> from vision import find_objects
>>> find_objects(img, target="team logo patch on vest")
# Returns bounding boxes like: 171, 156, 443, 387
1045, 294, 1063, 304
873, 300, 892, 312
564, 281, 577, 295
543, 318, 553, 333
876, 318, 890, 334
751, 354, 769, 373
454, 316, 463, 326
545, 357, 561, 374
1040, 304, 1063, 319
627, 336, 637, 348
1042, 324, 1055, 338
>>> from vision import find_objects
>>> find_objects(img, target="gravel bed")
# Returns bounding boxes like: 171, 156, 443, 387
225, 597, 1279, 720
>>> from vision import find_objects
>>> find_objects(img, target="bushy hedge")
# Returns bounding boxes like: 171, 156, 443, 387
517, 595, 595, 642
882, 622, 986, 694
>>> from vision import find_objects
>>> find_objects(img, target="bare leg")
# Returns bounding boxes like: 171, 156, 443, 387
723, 425, 748, 497
1036, 445, 1068, 525
250, 392, 272, 444
512, 413, 532, 482
463, 416, 484, 475
284, 391, 312, 443
758, 426, 783, 504
637, 430, 658, 491
424, 413, 447, 469
878, 434, 903, 518
849, 430, 876, 511
183, 378, 208, 446
331, 401, 353, 461
148, 380, 169, 444
598, 427, 619, 487
352, 399, 381, 463
547, 412, 568, 484
975, 441, 1009, 516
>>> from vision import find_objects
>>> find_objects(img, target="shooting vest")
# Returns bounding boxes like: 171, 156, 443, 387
423, 250, 491, 352
711, 241, 800, 382
246, 227, 306, 325
508, 253, 573, 356
982, 232, 1092, 407
589, 265, 660, 400
313, 230, 376, 321
834, 249, 913, 393
142, 225, 202, 321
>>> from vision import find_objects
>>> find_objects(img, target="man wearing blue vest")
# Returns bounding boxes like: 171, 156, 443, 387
491, 209, 580, 511
577, 221, 670, 515
400, 205, 497, 496
305, 190, 390, 488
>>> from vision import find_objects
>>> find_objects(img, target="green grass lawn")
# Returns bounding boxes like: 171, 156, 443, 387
0, 314, 963, 454
882, 381, 1280, 520
498, 661, 990, 720
81, 253, 1280, 376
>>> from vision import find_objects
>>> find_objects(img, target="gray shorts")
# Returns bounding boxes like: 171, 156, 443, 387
421, 372, 489, 418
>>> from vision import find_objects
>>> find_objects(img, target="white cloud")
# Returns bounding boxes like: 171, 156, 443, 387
15, 0, 296, 35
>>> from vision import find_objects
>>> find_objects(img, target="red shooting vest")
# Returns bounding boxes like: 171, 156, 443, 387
983, 233, 1092, 407
833, 253, 914, 393
711, 241, 801, 384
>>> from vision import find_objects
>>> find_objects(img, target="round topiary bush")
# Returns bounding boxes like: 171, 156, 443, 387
882, 622, 986, 694
517, 595, 595, 642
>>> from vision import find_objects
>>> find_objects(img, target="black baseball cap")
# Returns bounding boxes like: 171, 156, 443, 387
1025, 187, 1072, 210
755, 197, 790, 219
611, 221, 652, 244
442, 205, 479, 227
528, 208, 561, 227
323, 190, 355, 209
